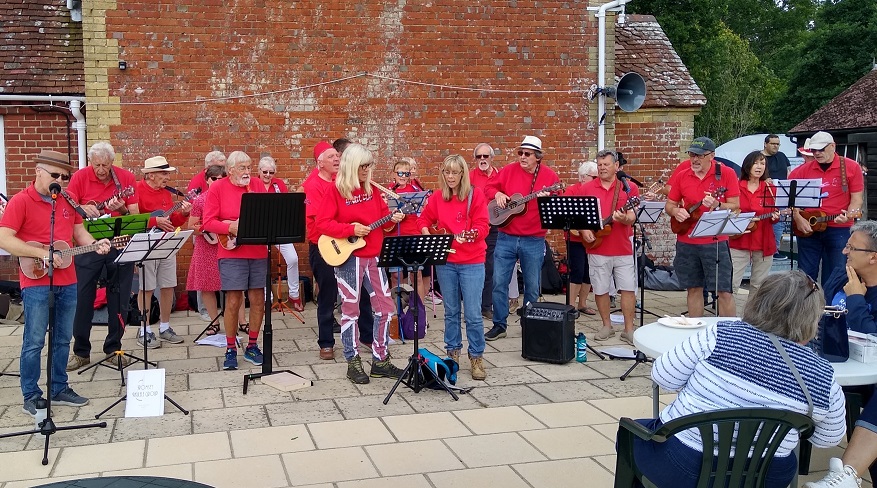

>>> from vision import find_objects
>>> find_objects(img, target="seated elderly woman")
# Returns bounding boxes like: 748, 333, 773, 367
624, 270, 846, 487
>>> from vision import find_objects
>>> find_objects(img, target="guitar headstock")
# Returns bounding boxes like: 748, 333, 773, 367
185, 188, 201, 201
459, 229, 479, 243
117, 186, 136, 199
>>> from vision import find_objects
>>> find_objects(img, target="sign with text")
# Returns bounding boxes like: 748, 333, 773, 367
125, 368, 166, 417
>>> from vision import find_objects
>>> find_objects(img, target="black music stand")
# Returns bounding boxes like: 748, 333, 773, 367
237, 193, 312, 394
769, 179, 823, 271
380, 234, 457, 404
536, 195, 605, 359
94, 230, 192, 419
78, 214, 151, 382
632, 202, 663, 326
689, 210, 750, 316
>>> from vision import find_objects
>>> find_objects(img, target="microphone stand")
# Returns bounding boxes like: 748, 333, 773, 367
0, 184, 106, 465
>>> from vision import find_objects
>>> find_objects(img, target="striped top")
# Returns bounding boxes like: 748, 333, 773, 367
653, 321, 846, 456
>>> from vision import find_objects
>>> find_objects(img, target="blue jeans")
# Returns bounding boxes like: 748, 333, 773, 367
436, 263, 486, 357
21, 284, 77, 401
773, 221, 784, 254
492, 233, 544, 329
797, 226, 849, 286
854, 391, 877, 481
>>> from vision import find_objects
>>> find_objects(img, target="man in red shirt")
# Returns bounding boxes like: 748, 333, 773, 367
789, 130, 864, 286
483, 136, 561, 340
581, 150, 640, 344
65, 142, 139, 371
135, 156, 191, 349
202, 151, 268, 370
665, 137, 740, 317
0, 149, 111, 416
469, 143, 501, 320
187, 150, 226, 195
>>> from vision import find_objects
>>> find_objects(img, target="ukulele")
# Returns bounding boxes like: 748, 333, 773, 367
428, 227, 480, 243
642, 168, 672, 200
487, 182, 565, 227
150, 188, 200, 230
83, 186, 135, 213
728, 209, 791, 239
670, 187, 728, 235
318, 202, 416, 266
202, 229, 238, 250
19, 235, 132, 279
794, 209, 863, 238
573, 196, 641, 250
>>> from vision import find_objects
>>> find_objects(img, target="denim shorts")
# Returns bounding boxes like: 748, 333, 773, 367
674, 241, 733, 292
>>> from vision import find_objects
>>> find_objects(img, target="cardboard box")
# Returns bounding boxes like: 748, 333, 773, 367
848, 331, 877, 363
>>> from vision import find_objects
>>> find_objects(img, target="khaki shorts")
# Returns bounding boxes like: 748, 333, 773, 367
142, 255, 178, 290
588, 254, 636, 295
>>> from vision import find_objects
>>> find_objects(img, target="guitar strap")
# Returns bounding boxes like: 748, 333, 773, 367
165, 186, 185, 197
60, 190, 88, 218
610, 178, 621, 215
529, 163, 541, 194
272, 183, 281, 194
466, 187, 473, 227
110, 167, 122, 192
839, 155, 848, 193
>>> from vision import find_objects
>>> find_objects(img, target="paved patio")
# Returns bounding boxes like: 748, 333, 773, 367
0, 290, 868, 487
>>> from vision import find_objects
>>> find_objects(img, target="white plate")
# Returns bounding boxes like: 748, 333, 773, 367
658, 317, 706, 329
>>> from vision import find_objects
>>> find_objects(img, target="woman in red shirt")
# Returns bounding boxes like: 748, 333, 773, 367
315, 143, 405, 384
729, 150, 779, 303
417, 155, 490, 380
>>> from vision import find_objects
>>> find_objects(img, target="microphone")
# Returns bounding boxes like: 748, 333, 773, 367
49, 183, 62, 199
617, 173, 630, 193
615, 170, 644, 187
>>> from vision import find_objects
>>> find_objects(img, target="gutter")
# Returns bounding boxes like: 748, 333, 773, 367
594, 0, 630, 151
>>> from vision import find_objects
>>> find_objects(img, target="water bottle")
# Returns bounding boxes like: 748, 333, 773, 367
34, 398, 48, 429
576, 332, 588, 363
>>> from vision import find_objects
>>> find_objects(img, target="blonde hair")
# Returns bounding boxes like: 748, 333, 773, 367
440, 155, 472, 201
336, 143, 373, 200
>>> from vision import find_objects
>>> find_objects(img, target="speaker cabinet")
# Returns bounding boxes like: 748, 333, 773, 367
521, 302, 576, 364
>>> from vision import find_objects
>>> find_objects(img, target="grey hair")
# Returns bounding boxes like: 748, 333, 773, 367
88, 141, 115, 163
578, 161, 598, 180
258, 156, 277, 172
204, 150, 226, 168
596, 149, 618, 162
851, 220, 877, 250
473, 143, 494, 159
225, 151, 251, 170
741, 270, 825, 343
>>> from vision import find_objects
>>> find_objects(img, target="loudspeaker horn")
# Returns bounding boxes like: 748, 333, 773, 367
604, 72, 646, 113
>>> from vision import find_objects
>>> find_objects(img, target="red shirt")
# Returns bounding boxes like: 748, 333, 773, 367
469, 166, 498, 189
0, 184, 83, 288
668, 160, 741, 245
788, 154, 864, 228
201, 178, 268, 260
416, 188, 490, 264
135, 180, 190, 229
65, 166, 137, 215
388, 183, 423, 236
303, 173, 335, 244
186, 170, 208, 195
315, 184, 394, 259
484, 162, 560, 237
729, 179, 777, 255
251, 178, 289, 194
563, 182, 589, 244
580, 178, 640, 256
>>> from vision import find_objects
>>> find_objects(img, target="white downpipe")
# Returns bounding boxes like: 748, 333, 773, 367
0, 95, 85, 103
69, 100, 87, 169
596, 0, 629, 151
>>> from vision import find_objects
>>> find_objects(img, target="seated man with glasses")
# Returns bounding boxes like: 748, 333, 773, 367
664, 137, 740, 317
790, 130, 865, 286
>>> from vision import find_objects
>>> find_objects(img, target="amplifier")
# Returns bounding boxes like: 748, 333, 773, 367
521, 302, 576, 364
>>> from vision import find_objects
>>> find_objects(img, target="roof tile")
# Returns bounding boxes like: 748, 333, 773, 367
790, 68, 877, 134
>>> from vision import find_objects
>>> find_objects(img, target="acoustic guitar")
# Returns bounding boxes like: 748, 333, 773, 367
19, 235, 132, 279
793, 209, 862, 238
571, 196, 641, 250
670, 187, 728, 235
318, 202, 416, 267
487, 182, 564, 227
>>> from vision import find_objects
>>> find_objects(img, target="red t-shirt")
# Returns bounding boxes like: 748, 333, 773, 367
788, 154, 864, 228
580, 178, 640, 256
251, 178, 289, 194
135, 180, 189, 229
186, 170, 208, 195
563, 182, 589, 243
201, 178, 268, 260
0, 184, 83, 288
483, 162, 560, 237
388, 183, 423, 236
315, 184, 394, 259
416, 188, 490, 264
65, 166, 137, 215
729, 179, 777, 255
303, 173, 335, 245
667, 160, 741, 245
469, 166, 498, 189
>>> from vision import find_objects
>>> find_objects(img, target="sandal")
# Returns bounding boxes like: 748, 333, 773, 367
204, 322, 220, 336
578, 306, 597, 316
238, 323, 249, 334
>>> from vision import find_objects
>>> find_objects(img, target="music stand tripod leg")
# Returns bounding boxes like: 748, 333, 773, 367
619, 351, 652, 381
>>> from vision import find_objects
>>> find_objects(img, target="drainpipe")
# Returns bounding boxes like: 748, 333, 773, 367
69, 100, 88, 169
596, 0, 629, 151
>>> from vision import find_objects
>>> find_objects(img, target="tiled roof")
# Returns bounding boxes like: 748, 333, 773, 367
614, 15, 706, 109
0, 0, 84, 95
789, 68, 877, 134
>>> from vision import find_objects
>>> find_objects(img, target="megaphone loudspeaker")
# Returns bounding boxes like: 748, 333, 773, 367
613, 72, 647, 113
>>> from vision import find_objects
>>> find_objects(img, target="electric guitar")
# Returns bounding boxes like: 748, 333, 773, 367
318, 202, 416, 266
571, 196, 641, 250
150, 188, 200, 230
488, 182, 565, 227
728, 209, 791, 239
670, 187, 728, 235
83, 186, 136, 213
19, 235, 132, 279
794, 209, 863, 238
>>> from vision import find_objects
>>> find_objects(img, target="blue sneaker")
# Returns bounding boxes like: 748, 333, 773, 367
244, 345, 263, 366
52, 387, 89, 407
223, 349, 238, 370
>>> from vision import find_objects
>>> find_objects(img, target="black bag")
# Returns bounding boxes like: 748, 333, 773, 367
128, 294, 160, 325
541, 242, 564, 294
814, 313, 849, 362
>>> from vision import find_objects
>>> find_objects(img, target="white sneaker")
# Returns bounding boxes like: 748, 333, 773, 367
804, 458, 862, 488
425, 290, 442, 305
199, 312, 211, 322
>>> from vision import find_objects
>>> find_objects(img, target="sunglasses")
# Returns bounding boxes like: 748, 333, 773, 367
261, 170, 275, 175
811, 147, 829, 154
208, 175, 226, 181
396, 171, 411, 177
517, 150, 535, 157
475, 154, 491, 159
39, 167, 70, 181
805, 275, 820, 299
359, 163, 374, 169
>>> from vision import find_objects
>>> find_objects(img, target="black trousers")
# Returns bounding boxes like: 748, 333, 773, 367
72, 250, 135, 357
309, 243, 374, 349
481, 225, 499, 313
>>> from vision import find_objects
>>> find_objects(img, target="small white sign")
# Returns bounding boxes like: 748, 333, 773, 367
125, 368, 166, 417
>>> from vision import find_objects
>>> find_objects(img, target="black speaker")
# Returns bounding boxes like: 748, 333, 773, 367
521, 302, 576, 364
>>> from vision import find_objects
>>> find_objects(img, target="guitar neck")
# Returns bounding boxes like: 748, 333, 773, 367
59, 241, 110, 258
369, 213, 395, 231
161, 201, 185, 218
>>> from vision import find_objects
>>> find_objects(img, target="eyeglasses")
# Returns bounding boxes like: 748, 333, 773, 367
359, 163, 374, 169
844, 243, 877, 253
805, 275, 820, 299
38, 167, 70, 181
442, 170, 462, 176
475, 154, 491, 159
396, 171, 411, 177
688, 152, 713, 160
517, 150, 535, 157
261, 170, 275, 175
